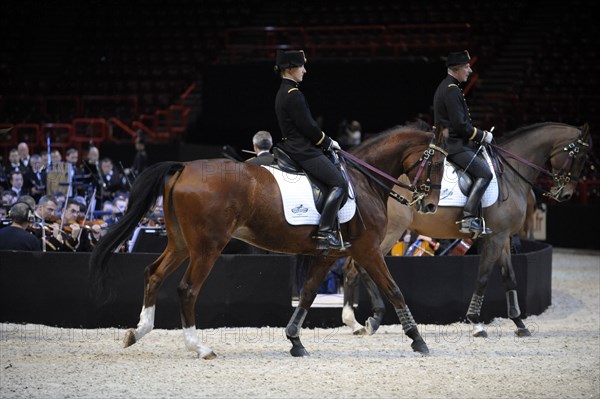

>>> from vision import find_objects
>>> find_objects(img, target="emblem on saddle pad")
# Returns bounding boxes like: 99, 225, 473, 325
262, 165, 356, 226
291, 204, 308, 214
439, 149, 499, 208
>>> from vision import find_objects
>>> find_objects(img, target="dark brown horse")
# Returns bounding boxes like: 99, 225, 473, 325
342, 122, 592, 337
90, 126, 447, 358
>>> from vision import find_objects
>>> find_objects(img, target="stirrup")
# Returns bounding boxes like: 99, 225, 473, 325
456, 216, 492, 238
314, 231, 351, 251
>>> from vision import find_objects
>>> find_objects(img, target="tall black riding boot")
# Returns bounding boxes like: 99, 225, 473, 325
458, 177, 492, 236
316, 186, 350, 250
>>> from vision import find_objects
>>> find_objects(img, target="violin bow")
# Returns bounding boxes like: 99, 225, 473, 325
77, 188, 97, 242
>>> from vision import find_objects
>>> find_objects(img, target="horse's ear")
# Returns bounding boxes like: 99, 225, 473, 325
435, 127, 449, 146
581, 123, 590, 141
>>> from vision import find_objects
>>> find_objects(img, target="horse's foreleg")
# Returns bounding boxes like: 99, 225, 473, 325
177, 255, 218, 360
353, 252, 428, 355
286, 257, 337, 357
123, 248, 188, 348
466, 292, 488, 337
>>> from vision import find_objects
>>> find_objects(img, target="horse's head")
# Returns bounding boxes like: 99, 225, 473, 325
401, 129, 447, 213
547, 123, 592, 201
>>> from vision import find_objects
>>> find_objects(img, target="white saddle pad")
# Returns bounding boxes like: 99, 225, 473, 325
439, 148, 498, 208
262, 165, 356, 226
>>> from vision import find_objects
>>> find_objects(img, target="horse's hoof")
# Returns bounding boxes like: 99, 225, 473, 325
473, 330, 488, 338
201, 351, 217, 360
123, 329, 136, 348
411, 339, 430, 356
352, 327, 368, 336
471, 323, 488, 338
365, 317, 380, 335
290, 346, 309, 357
515, 328, 531, 337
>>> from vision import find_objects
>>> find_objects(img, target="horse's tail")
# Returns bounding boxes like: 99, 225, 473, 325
89, 161, 185, 302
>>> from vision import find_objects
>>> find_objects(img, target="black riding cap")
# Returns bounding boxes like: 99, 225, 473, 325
275, 50, 306, 71
446, 50, 471, 67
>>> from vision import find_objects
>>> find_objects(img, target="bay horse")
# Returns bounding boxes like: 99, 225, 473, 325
342, 122, 592, 337
89, 126, 447, 358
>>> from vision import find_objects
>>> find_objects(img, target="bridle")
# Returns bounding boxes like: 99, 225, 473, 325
339, 135, 447, 206
489, 127, 590, 201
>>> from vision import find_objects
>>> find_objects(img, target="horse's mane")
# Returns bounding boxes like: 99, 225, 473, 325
351, 125, 429, 153
496, 122, 573, 144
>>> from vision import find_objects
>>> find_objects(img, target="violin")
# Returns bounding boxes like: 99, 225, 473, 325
63, 216, 108, 233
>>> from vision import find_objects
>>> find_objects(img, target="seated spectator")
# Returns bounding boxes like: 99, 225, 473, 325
0, 201, 41, 251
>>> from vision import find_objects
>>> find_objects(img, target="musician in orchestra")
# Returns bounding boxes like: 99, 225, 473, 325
17, 142, 32, 173
43, 199, 83, 252
0, 201, 41, 251
99, 157, 126, 203
50, 149, 62, 166
4, 148, 23, 176
8, 171, 29, 198
24, 154, 46, 201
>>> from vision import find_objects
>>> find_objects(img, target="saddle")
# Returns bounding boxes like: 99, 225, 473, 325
272, 146, 348, 213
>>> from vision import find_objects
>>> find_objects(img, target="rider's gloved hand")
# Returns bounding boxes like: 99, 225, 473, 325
330, 139, 341, 151
322, 136, 341, 152
482, 130, 493, 144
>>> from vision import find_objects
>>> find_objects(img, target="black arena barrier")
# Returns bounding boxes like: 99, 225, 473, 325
0, 240, 551, 329
0, 253, 293, 329
356, 240, 552, 325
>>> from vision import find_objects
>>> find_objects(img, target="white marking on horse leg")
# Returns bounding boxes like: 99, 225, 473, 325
472, 323, 486, 336
182, 326, 216, 359
342, 304, 365, 334
133, 306, 155, 341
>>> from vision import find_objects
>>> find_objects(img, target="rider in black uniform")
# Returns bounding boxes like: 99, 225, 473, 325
274, 49, 349, 250
433, 50, 493, 236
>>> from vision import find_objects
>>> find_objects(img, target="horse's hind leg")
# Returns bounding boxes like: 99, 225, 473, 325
499, 256, 531, 337
341, 258, 366, 335
286, 256, 338, 357
177, 248, 224, 360
123, 246, 188, 348
341, 259, 386, 336
355, 262, 385, 335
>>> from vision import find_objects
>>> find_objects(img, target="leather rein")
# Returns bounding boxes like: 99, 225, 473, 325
488, 127, 589, 201
338, 136, 447, 206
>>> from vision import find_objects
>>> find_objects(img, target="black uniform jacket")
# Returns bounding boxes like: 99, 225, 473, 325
275, 78, 331, 161
433, 74, 484, 154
